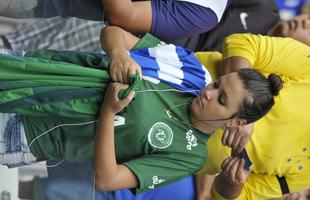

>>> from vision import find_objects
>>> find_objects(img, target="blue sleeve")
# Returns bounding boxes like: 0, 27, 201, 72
114, 176, 195, 200
150, 0, 218, 42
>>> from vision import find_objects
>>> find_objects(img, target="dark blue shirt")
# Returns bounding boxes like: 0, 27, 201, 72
151, 0, 230, 41
38, 0, 230, 41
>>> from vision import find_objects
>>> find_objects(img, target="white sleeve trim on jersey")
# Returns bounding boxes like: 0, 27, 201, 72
177, 0, 228, 21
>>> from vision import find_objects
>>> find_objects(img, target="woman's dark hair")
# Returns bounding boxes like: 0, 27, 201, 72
236, 68, 283, 124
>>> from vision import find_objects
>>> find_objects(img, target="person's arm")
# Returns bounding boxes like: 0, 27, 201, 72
94, 82, 137, 191
221, 33, 310, 77
100, 26, 142, 83
102, 0, 152, 33
195, 173, 216, 200
100, 26, 140, 51
219, 56, 252, 75
213, 157, 250, 199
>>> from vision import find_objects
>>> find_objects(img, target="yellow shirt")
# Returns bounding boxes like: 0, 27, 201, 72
195, 34, 310, 200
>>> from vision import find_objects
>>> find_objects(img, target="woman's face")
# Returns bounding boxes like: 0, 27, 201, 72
190, 72, 249, 130
268, 14, 310, 46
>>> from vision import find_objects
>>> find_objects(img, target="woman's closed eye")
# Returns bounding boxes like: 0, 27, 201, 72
218, 95, 225, 106
213, 79, 226, 106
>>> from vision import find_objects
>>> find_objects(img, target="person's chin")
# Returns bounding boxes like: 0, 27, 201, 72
191, 98, 200, 110
190, 100, 198, 114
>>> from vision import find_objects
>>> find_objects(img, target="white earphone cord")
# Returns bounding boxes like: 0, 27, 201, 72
23, 119, 98, 167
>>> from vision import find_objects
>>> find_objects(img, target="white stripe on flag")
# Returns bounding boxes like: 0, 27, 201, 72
200, 64, 213, 86
148, 44, 184, 85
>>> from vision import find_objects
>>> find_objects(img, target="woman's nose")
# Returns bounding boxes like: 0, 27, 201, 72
205, 89, 216, 100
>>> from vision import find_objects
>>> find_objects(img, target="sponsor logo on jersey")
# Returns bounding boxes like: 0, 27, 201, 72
148, 122, 173, 149
148, 176, 166, 189
240, 12, 248, 30
186, 130, 198, 150
114, 115, 125, 126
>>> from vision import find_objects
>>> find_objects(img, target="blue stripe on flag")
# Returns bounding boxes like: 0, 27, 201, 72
130, 45, 211, 96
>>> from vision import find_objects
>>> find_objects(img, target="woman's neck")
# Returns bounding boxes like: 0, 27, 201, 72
188, 106, 216, 135
191, 119, 215, 135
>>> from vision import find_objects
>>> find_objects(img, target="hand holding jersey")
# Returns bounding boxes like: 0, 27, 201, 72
102, 83, 135, 114
100, 26, 142, 84
108, 49, 142, 84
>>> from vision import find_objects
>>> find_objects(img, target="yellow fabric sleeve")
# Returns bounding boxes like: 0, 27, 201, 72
222, 33, 310, 78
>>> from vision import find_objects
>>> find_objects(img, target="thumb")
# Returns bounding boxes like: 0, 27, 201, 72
127, 91, 135, 100
122, 91, 135, 104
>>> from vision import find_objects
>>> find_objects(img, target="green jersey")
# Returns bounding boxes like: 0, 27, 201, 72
0, 33, 210, 194
23, 79, 209, 194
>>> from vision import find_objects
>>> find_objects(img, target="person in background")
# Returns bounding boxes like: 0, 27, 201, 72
0, 0, 231, 42
176, 0, 280, 51
194, 33, 310, 200
177, 0, 310, 52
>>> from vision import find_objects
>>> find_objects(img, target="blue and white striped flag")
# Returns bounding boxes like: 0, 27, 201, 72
129, 44, 212, 96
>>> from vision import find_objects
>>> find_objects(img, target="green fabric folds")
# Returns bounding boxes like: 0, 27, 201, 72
0, 50, 139, 118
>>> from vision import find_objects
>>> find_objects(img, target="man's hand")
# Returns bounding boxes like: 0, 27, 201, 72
102, 83, 135, 114
222, 123, 254, 153
221, 157, 251, 186
109, 50, 142, 84
214, 157, 251, 199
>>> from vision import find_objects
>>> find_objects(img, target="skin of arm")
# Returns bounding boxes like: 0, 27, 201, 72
219, 56, 252, 76
102, 0, 152, 33
195, 173, 216, 200
94, 83, 137, 191
100, 26, 142, 83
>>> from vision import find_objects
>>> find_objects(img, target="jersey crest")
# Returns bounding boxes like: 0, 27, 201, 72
148, 122, 173, 149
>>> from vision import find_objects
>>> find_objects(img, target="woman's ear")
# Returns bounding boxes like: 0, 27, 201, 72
226, 118, 247, 128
